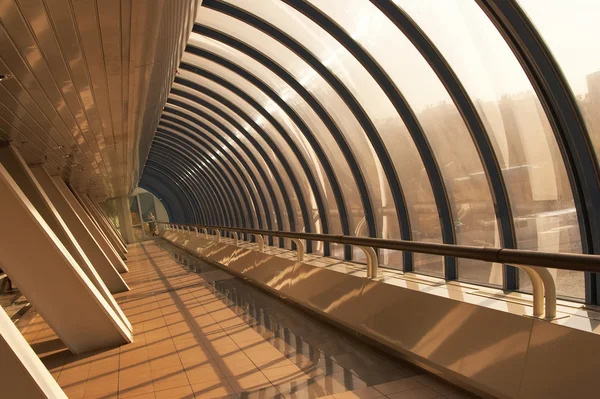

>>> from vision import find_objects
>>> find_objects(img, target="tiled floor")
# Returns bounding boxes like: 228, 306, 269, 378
19, 240, 475, 399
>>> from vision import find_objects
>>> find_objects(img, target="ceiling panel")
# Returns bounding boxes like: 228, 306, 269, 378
0, 0, 199, 199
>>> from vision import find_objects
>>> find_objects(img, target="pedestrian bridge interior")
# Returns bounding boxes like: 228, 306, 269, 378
0, 1, 599, 398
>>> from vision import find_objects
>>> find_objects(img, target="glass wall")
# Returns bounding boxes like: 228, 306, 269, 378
396, 0, 584, 298
140, 0, 599, 302
128, 188, 167, 242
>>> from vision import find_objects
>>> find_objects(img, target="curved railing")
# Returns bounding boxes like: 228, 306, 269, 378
158, 221, 600, 320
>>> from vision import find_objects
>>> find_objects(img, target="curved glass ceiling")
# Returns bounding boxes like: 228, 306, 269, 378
140, 0, 600, 303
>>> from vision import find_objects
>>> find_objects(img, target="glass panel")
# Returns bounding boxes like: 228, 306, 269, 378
132, 225, 144, 241
183, 52, 341, 241
100, 198, 120, 230
173, 83, 290, 233
168, 90, 285, 232
518, 0, 600, 162
161, 137, 239, 227
159, 126, 250, 229
220, 0, 448, 274
140, 193, 157, 222
397, 0, 584, 298
188, 33, 363, 259
129, 196, 141, 226
178, 70, 305, 234
195, 10, 400, 264
305, 0, 499, 283
162, 109, 266, 230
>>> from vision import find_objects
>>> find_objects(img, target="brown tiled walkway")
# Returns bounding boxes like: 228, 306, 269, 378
19, 240, 472, 399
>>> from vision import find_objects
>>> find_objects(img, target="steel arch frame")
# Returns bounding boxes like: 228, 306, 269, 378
172, 78, 307, 248
169, 84, 291, 247
372, 0, 518, 288
149, 150, 221, 226
479, 0, 600, 303
156, 125, 254, 239
274, 0, 458, 276
139, 176, 179, 222
164, 99, 281, 246
151, 144, 232, 228
146, 157, 210, 225
160, 111, 264, 234
154, 131, 247, 228
191, 25, 375, 260
162, 109, 269, 232
180, 50, 347, 252
142, 166, 197, 223
178, 61, 333, 254
152, 139, 240, 228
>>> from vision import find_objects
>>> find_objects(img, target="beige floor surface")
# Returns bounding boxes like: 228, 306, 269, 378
19, 241, 472, 399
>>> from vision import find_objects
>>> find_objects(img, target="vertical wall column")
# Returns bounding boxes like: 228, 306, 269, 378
0, 147, 129, 299
115, 196, 136, 244
0, 308, 68, 399
91, 199, 128, 247
0, 163, 132, 354
86, 197, 128, 252
54, 178, 129, 273
30, 166, 129, 296
74, 192, 128, 260
75, 192, 127, 260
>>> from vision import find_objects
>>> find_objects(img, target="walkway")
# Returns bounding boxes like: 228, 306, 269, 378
20, 240, 471, 399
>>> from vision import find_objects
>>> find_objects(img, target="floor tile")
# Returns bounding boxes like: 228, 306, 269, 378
15, 241, 466, 399
385, 387, 441, 399
191, 379, 236, 399
373, 379, 423, 396
154, 385, 195, 399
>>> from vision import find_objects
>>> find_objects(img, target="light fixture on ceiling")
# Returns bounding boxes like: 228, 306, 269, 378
0, 74, 14, 82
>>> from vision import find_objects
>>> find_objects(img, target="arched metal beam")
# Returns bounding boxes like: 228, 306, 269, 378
156, 127, 252, 238
478, 0, 600, 303
167, 87, 286, 247
158, 121, 254, 230
151, 140, 234, 227
163, 104, 275, 236
146, 157, 209, 225
147, 150, 215, 226
145, 157, 208, 225
372, 0, 517, 286
174, 75, 315, 247
160, 113, 262, 234
142, 166, 196, 223
161, 108, 271, 228
140, 174, 182, 221
191, 25, 375, 260
276, 0, 457, 277
154, 133, 245, 228
172, 78, 302, 247
179, 59, 334, 254
157, 127, 249, 228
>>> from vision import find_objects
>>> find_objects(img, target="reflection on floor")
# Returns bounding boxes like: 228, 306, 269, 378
19, 240, 474, 399
0, 277, 33, 327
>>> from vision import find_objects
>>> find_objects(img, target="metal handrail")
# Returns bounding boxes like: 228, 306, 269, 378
161, 221, 600, 319
161, 221, 600, 273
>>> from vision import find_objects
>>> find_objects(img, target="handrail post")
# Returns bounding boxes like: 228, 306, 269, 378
203, 228, 208, 239
515, 265, 544, 318
195, 227, 199, 237
255, 234, 264, 252
359, 246, 378, 278
232, 231, 239, 246
291, 238, 304, 261
216, 229, 221, 242
531, 266, 557, 319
